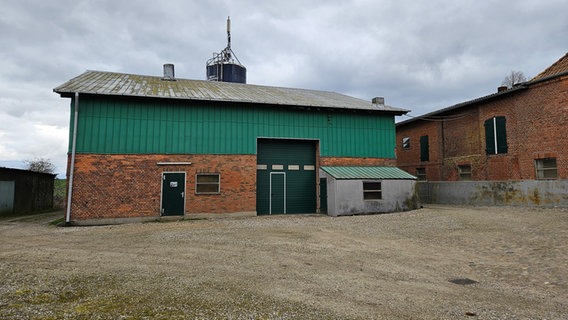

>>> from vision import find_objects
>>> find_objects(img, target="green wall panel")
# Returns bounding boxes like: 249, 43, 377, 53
70, 96, 396, 158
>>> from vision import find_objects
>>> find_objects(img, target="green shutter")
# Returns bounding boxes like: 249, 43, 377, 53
484, 118, 495, 154
495, 116, 508, 154
420, 135, 429, 161
485, 117, 507, 154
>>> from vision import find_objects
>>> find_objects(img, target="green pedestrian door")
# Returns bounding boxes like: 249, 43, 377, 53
270, 172, 286, 214
161, 172, 185, 216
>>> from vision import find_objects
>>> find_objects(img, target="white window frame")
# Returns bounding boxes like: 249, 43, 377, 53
363, 181, 382, 200
195, 173, 221, 194
402, 137, 410, 149
458, 164, 472, 181
535, 158, 557, 180
415, 168, 426, 181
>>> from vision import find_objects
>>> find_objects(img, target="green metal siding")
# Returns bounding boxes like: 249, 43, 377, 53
70, 96, 396, 158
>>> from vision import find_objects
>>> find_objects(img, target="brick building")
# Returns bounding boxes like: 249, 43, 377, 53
396, 53, 568, 206
55, 67, 415, 224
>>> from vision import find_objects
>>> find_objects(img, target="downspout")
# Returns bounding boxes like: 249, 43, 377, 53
66, 92, 79, 224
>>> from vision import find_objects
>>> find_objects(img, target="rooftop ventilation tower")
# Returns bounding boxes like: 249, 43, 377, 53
206, 16, 247, 84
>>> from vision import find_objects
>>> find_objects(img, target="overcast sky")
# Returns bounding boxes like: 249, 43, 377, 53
1, 0, 567, 177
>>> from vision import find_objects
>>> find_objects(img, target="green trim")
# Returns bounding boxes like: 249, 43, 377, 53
321, 166, 417, 180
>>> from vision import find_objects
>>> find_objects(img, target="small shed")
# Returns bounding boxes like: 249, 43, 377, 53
0, 167, 55, 215
320, 166, 418, 216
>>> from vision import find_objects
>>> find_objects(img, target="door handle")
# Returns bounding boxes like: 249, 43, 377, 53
181, 192, 184, 198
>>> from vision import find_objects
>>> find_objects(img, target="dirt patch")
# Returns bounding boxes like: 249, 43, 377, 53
1, 206, 567, 319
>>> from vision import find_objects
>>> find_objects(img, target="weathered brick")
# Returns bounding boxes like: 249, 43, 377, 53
396, 74, 568, 181
67, 154, 256, 220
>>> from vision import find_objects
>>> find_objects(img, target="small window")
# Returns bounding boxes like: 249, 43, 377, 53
363, 181, 382, 200
420, 135, 429, 161
196, 173, 220, 194
416, 168, 426, 181
402, 137, 410, 149
535, 158, 557, 179
458, 165, 472, 180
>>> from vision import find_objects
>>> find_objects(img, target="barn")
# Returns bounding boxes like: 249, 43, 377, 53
54, 66, 416, 224
0, 167, 55, 215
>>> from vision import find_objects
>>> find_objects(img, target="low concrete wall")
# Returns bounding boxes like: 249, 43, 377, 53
418, 180, 568, 207
327, 179, 418, 216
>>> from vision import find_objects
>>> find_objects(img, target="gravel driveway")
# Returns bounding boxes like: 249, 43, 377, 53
1, 206, 567, 319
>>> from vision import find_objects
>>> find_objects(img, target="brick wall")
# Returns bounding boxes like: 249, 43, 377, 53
68, 154, 256, 220
395, 120, 442, 180
396, 74, 568, 181
320, 156, 396, 167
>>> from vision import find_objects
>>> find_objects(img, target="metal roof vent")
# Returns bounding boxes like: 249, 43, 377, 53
372, 97, 385, 106
163, 64, 175, 81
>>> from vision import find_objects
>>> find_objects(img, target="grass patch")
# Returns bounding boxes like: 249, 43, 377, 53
53, 179, 66, 209
48, 217, 65, 226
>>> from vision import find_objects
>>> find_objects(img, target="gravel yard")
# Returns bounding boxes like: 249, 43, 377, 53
1, 206, 567, 319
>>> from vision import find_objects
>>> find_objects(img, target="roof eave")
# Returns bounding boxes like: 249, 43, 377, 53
55, 89, 410, 115
396, 85, 528, 127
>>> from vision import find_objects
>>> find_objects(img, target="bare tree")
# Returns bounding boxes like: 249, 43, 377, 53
25, 158, 55, 174
501, 71, 527, 88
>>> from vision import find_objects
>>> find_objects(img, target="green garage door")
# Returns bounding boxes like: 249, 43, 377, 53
257, 139, 316, 215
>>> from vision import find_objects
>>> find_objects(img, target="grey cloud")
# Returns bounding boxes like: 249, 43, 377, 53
0, 0, 566, 177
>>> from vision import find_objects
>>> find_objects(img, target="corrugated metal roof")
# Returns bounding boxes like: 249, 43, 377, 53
54, 70, 408, 114
321, 166, 417, 180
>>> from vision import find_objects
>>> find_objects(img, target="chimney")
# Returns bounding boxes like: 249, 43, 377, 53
372, 97, 385, 106
163, 64, 175, 81
497, 86, 508, 93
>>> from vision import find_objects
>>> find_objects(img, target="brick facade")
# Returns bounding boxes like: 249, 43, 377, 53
68, 153, 398, 221
320, 156, 396, 167
396, 72, 568, 181
68, 154, 257, 220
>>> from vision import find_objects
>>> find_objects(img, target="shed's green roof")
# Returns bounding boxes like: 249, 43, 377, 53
54, 70, 408, 114
321, 166, 417, 180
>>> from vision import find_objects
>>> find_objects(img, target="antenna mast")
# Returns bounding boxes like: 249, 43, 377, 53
227, 16, 231, 49
206, 16, 246, 83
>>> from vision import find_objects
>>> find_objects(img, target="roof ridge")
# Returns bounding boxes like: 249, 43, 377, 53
54, 70, 408, 114
530, 52, 568, 81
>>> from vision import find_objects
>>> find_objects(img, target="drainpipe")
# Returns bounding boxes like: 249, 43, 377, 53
66, 92, 79, 224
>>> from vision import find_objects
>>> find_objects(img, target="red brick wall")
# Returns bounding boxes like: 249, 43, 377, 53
396, 120, 442, 180
396, 74, 568, 181
68, 154, 256, 220
320, 157, 396, 166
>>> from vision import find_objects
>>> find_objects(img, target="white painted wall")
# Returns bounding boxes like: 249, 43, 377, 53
321, 173, 418, 216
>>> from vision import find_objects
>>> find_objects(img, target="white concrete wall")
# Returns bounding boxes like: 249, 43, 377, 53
418, 180, 568, 207
324, 177, 418, 216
